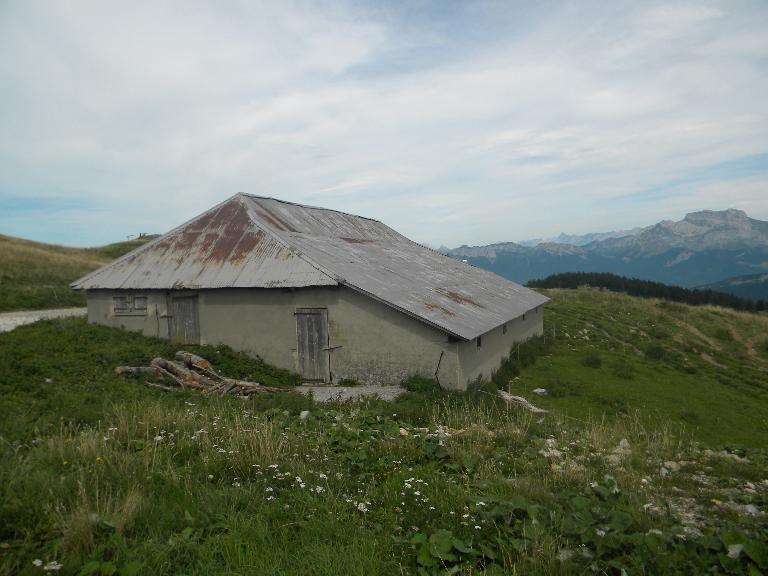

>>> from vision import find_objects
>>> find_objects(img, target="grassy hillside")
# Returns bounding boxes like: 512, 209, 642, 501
509, 289, 768, 447
0, 291, 766, 574
0, 234, 158, 312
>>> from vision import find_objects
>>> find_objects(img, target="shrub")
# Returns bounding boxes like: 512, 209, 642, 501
581, 352, 602, 369
644, 344, 667, 361
610, 359, 636, 380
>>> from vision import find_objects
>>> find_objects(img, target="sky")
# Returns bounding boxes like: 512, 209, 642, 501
1, 0, 767, 248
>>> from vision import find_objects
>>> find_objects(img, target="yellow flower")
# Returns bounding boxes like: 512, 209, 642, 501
96, 457, 102, 462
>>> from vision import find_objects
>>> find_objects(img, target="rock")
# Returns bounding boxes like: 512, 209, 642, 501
664, 461, 681, 472
727, 544, 744, 559
660, 466, 670, 477
399, 427, 409, 437
532, 388, 548, 396
299, 410, 310, 421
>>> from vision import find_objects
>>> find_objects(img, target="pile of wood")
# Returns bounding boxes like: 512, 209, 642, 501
116, 351, 290, 396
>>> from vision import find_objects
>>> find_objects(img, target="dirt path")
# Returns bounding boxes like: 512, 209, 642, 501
672, 319, 721, 351
0, 308, 87, 333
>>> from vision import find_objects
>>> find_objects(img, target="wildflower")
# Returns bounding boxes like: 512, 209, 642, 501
43, 561, 63, 571
154, 435, 164, 442
265, 487, 273, 492
315, 486, 325, 493
319, 473, 327, 480
208, 474, 214, 480
477, 502, 486, 506
474, 525, 481, 530
33, 559, 43, 567
95, 457, 102, 462
357, 502, 368, 513
266, 496, 275, 501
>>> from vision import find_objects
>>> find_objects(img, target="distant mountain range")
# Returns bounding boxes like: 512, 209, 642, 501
444, 209, 768, 295
698, 273, 768, 301
516, 227, 646, 247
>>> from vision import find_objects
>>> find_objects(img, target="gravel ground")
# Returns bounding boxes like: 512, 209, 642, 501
0, 308, 87, 333
296, 384, 406, 402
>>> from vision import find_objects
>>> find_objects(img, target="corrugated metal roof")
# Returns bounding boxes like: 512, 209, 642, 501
73, 193, 548, 340
71, 196, 335, 290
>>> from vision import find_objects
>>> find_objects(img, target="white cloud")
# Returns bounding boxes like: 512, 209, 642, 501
0, 0, 766, 247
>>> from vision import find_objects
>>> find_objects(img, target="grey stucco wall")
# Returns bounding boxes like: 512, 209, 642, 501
85, 287, 462, 389
457, 306, 544, 387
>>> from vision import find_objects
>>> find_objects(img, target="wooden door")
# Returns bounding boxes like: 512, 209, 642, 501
295, 308, 330, 382
170, 295, 200, 344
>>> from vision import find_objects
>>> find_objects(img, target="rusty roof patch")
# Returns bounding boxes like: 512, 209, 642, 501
424, 302, 456, 316
435, 288, 483, 308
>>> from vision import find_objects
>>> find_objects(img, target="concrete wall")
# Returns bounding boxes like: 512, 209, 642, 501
85, 287, 462, 389
457, 306, 544, 387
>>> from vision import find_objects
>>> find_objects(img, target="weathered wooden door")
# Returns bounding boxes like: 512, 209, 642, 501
295, 308, 330, 382
170, 295, 200, 344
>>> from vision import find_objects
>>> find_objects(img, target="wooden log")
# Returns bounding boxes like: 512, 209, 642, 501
174, 351, 224, 381
144, 381, 179, 392
498, 390, 547, 413
175, 351, 212, 370
150, 358, 213, 387
115, 366, 163, 377
227, 379, 289, 393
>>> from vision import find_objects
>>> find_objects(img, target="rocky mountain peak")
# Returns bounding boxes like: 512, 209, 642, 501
683, 208, 749, 227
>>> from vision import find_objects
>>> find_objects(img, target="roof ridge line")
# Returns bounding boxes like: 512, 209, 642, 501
239, 192, 383, 224
71, 193, 244, 289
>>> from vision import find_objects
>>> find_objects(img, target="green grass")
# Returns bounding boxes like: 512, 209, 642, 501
1, 292, 767, 575
0, 234, 157, 312
499, 288, 768, 447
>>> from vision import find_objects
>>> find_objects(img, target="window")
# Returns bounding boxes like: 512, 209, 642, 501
476, 336, 482, 349
522, 313, 526, 321
113, 294, 148, 316
502, 323, 507, 335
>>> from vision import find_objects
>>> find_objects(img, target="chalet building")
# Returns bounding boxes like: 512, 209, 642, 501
72, 194, 548, 389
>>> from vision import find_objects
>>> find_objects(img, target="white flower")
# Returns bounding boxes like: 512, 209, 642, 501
154, 435, 164, 442
33, 559, 43, 567
43, 561, 63, 571
477, 502, 486, 506
474, 525, 481, 530
357, 502, 368, 513
208, 474, 214, 480
315, 486, 325, 493
319, 473, 327, 480
265, 487, 273, 492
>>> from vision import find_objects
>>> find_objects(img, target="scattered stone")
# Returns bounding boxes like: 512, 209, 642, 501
660, 466, 670, 477
728, 544, 744, 559
532, 388, 548, 396
664, 461, 681, 472
399, 427, 409, 437
607, 439, 632, 467
299, 410, 310, 421
703, 449, 749, 464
